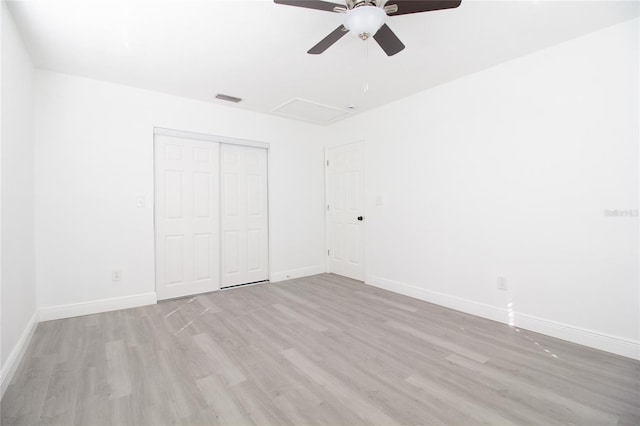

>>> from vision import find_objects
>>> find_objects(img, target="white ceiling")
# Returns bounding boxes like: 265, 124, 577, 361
7, 0, 639, 124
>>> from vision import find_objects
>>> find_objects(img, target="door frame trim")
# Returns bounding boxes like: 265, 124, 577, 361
324, 140, 366, 281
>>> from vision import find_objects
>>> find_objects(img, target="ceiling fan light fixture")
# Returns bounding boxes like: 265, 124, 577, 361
343, 5, 386, 40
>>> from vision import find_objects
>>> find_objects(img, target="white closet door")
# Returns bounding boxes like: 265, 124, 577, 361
154, 135, 220, 300
327, 142, 365, 281
221, 144, 269, 287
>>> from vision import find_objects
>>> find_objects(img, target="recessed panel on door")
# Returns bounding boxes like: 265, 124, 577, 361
165, 171, 183, 219
247, 230, 262, 271
165, 235, 184, 285
224, 230, 241, 275
193, 234, 212, 281
193, 172, 211, 218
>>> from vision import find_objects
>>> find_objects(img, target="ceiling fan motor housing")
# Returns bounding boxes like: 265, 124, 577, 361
344, 5, 387, 40
346, 0, 381, 8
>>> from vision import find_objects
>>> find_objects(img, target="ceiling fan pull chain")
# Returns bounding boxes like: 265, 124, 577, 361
363, 39, 370, 93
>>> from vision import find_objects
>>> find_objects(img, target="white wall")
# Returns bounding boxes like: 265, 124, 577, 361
35, 71, 326, 316
327, 18, 639, 358
1, 2, 38, 392
10, 8, 639, 369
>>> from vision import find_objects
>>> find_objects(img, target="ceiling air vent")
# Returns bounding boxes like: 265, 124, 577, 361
215, 94, 242, 103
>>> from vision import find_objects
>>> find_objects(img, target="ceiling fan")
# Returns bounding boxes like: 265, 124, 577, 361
274, 0, 462, 56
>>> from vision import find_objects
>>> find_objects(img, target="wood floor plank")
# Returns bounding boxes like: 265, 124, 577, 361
386, 319, 491, 363
406, 373, 513, 425
2, 273, 638, 425
446, 353, 621, 425
192, 333, 247, 386
355, 290, 419, 312
0, 355, 56, 426
272, 303, 329, 332
195, 374, 252, 425
105, 340, 132, 400
280, 348, 399, 425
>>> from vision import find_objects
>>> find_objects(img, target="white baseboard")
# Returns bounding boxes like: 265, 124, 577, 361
514, 312, 640, 360
366, 275, 640, 361
270, 265, 326, 283
367, 275, 509, 323
39, 292, 157, 322
1, 310, 39, 398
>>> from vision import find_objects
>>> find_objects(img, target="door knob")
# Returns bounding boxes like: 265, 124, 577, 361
357, 216, 364, 221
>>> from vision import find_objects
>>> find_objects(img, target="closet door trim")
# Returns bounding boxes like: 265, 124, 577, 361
154, 127, 270, 149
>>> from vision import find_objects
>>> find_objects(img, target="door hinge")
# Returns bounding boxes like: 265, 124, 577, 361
327, 249, 330, 256
326, 160, 329, 167
327, 204, 330, 211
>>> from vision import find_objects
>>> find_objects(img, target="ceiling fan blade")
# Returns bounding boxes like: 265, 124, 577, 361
308, 25, 349, 54
373, 24, 405, 56
274, 0, 345, 13
385, 0, 462, 16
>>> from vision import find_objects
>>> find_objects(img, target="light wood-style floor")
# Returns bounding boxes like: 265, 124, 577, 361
2, 274, 639, 425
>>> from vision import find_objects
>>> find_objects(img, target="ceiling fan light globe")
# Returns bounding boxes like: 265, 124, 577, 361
343, 6, 386, 40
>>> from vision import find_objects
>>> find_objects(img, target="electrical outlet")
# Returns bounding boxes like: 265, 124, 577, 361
497, 276, 508, 291
112, 270, 122, 282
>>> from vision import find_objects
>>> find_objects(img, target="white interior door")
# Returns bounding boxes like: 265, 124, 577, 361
154, 135, 220, 300
221, 144, 269, 287
327, 142, 365, 281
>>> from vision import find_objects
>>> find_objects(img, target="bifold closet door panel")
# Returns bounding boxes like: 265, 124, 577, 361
220, 144, 269, 287
154, 135, 220, 300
